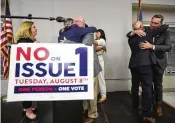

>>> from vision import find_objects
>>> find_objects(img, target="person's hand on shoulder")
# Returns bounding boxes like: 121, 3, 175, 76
134, 30, 146, 37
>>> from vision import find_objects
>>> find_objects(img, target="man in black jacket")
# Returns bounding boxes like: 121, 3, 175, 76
128, 15, 172, 117
128, 21, 168, 123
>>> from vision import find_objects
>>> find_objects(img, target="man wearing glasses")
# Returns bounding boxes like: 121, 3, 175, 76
58, 16, 96, 43
58, 16, 101, 123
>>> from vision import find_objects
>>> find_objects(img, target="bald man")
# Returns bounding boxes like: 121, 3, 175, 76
128, 21, 168, 123
74, 16, 86, 28
73, 16, 100, 123
58, 16, 101, 123
58, 16, 96, 43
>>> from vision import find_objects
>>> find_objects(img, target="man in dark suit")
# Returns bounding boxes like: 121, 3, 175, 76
128, 21, 168, 123
128, 15, 172, 117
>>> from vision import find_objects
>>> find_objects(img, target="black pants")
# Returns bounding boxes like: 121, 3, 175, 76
22, 101, 32, 109
152, 65, 165, 107
130, 65, 153, 117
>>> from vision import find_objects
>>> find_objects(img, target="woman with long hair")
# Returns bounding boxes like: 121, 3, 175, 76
94, 29, 107, 103
15, 21, 38, 120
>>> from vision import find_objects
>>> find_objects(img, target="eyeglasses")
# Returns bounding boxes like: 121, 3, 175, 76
74, 20, 84, 23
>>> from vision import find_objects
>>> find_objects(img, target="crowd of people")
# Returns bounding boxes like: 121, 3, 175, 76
14, 14, 171, 123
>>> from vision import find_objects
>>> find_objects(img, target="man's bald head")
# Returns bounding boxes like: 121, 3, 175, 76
74, 16, 86, 27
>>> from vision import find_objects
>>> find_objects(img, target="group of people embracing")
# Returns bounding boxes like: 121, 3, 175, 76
127, 14, 172, 123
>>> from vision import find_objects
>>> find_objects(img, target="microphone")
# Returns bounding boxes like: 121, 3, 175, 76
55, 16, 66, 22
28, 14, 32, 19
49, 17, 56, 21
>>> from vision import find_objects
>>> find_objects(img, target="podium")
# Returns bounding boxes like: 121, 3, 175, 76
7, 43, 94, 123
38, 100, 83, 123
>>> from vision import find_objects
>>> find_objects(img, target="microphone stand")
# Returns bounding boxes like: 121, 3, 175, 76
1, 14, 66, 48
2, 14, 56, 48
1, 14, 55, 21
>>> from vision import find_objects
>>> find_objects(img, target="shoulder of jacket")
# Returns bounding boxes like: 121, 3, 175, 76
164, 29, 170, 34
156, 29, 170, 38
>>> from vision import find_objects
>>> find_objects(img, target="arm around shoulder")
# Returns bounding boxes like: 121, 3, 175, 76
126, 31, 133, 38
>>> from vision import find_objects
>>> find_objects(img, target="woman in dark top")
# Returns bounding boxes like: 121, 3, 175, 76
15, 21, 38, 120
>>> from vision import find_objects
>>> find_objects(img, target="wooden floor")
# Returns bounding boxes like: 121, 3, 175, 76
1, 91, 175, 123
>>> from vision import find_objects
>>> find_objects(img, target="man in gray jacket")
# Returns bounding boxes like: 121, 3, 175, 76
128, 14, 172, 117
82, 33, 101, 123
59, 16, 102, 123
139, 15, 172, 117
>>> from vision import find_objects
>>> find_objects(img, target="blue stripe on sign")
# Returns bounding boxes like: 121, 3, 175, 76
14, 85, 88, 93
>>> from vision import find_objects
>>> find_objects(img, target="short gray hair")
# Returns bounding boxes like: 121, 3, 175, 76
132, 21, 143, 30
64, 18, 74, 27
